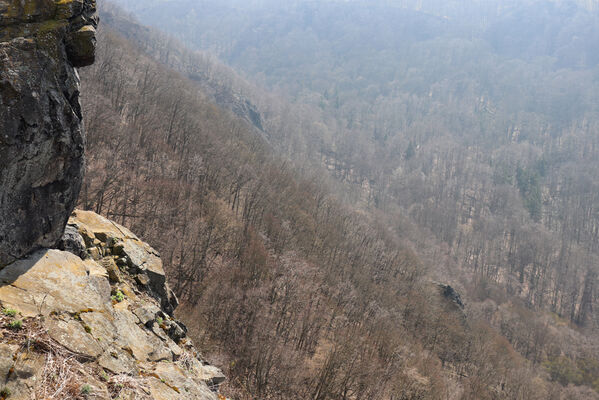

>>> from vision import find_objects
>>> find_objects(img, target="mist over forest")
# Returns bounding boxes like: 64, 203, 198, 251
78, 0, 599, 398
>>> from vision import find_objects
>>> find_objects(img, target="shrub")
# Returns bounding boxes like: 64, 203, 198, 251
7, 320, 22, 330
111, 290, 125, 303
544, 356, 583, 386
1, 308, 17, 317
81, 384, 92, 395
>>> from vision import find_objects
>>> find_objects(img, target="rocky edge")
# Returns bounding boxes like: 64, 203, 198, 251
0, 210, 224, 399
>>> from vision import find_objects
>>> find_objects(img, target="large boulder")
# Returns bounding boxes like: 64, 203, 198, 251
68, 210, 181, 315
0, 0, 98, 267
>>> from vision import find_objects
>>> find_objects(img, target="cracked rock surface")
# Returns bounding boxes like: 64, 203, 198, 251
0, 210, 224, 399
0, 0, 98, 267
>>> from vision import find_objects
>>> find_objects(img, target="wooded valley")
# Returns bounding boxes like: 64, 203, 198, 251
78, 1, 599, 398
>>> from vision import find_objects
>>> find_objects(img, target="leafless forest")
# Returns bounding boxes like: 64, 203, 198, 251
79, 1, 599, 399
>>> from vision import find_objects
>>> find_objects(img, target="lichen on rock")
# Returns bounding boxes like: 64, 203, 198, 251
0, 0, 98, 267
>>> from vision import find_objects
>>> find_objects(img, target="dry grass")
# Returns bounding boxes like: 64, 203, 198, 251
175, 350, 197, 372
107, 374, 152, 399
35, 351, 91, 399
1, 316, 98, 399
0, 315, 152, 399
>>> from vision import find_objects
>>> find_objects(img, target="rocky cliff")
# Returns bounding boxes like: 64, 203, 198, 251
0, 210, 224, 399
0, 0, 98, 267
1, 2, 225, 398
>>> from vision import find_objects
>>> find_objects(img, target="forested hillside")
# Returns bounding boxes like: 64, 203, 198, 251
79, 1, 599, 399
111, 0, 599, 331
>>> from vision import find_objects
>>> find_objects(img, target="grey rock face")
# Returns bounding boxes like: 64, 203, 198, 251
0, 0, 98, 267
57, 224, 87, 258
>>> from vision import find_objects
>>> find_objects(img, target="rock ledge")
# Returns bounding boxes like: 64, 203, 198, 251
0, 210, 224, 399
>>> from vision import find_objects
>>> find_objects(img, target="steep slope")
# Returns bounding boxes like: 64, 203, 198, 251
75, 9, 599, 399
103, 5, 599, 396
97, 6, 267, 137
108, 2, 599, 321
9, 1, 596, 399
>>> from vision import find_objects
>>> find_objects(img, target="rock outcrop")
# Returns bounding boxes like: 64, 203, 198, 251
0, 0, 98, 267
0, 210, 224, 399
435, 282, 465, 310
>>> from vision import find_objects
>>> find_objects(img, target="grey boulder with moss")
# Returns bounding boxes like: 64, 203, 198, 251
0, 0, 98, 267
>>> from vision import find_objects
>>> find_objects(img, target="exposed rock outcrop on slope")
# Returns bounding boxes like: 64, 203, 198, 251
0, 0, 98, 267
0, 210, 224, 399
436, 283, 465, 310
